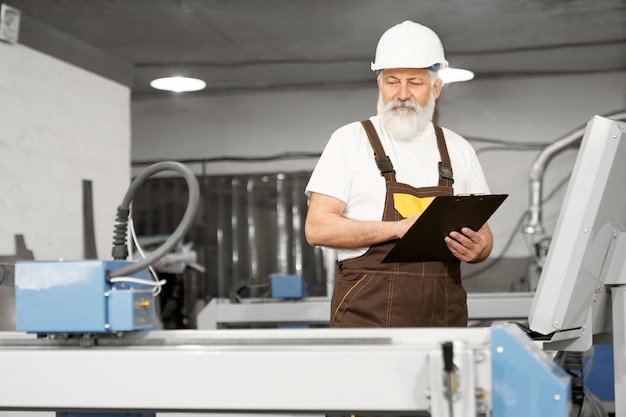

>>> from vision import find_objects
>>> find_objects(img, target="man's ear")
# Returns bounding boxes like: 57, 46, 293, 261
432, 78, 443, 99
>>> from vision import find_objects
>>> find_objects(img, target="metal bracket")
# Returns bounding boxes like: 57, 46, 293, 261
376, 157, 395, 175
0, 4, 20, 44
439, 161, 454, 183
428, 342, 482, 417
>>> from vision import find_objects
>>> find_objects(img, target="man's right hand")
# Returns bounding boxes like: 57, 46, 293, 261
396, 213, 420, 239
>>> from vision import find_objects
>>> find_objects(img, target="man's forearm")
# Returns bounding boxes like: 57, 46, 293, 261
305, 214, 406, 249
305, 192, 417, 249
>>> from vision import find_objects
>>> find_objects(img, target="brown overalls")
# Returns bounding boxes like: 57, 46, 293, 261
330, 121, 468, 328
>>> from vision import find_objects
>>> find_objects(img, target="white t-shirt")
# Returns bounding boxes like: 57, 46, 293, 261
305, 116, 491, 261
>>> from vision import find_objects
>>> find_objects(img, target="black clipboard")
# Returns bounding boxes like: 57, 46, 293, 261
382, 194, 508, 263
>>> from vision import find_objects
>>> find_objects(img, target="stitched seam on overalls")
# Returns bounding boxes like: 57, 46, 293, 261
431, 275, 437, 326
420, 278, 426, 326
444, 272, 448, 326
333, 273, 369, 322
386, 276, 394, 327
341, 268, 450, 277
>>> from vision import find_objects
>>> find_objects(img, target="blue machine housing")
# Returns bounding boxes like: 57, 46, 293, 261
270, 274, 307, 299
491, 325, 571, 417
15, 260, 156, 334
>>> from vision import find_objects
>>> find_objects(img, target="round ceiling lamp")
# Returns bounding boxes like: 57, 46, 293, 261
150, 76, 207, 92
439, 67, 475, 84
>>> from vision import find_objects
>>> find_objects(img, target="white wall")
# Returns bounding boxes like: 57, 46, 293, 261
131, 85, 378, 175
0, 42, 131, 261
132, 71, 626, 258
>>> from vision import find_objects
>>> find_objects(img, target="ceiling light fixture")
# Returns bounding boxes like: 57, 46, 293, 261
439, 67, 475, 84
150, 76, 207, 92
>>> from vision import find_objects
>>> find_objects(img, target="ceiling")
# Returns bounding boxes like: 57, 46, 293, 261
5, 0, 626, 96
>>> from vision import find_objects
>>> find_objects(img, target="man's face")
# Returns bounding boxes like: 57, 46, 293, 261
376, 68, 442, 139
377, 68, 442, 111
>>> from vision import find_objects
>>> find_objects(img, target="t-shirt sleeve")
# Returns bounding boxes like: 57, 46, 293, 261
464, 145, 491, 194
305, 124, 357, 202
443, 127, 491, 195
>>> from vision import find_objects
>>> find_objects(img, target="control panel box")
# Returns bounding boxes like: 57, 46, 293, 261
15, 260, 155, 334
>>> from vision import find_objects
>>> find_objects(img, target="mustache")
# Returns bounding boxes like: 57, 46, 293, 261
385, 100, 421, 112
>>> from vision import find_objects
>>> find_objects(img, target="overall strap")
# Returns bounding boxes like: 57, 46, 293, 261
435, 126, 454, 187
361, 120, 397, 182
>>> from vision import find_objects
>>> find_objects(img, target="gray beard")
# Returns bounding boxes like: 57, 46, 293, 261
376, 94, 436, 140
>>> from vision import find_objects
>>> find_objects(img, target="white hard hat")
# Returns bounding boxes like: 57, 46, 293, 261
371, 21, 449, 72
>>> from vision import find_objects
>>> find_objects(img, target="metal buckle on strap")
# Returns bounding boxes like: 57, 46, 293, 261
438, 161, 454, 183
377, 157, 395, 176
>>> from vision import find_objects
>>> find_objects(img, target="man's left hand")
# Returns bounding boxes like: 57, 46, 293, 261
444, 225, 492, 263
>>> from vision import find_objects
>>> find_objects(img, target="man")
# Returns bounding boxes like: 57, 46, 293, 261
304, 21, 492, 328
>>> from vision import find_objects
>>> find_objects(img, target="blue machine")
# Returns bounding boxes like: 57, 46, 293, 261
15, 260, 156, 334
270, 274, 307, 299
491, 325, 571, 417
585, 344, 615, 404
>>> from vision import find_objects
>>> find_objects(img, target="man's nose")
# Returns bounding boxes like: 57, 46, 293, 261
397, 82, 411, 101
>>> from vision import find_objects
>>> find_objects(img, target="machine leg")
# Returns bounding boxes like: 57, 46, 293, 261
611, 286, 626, 417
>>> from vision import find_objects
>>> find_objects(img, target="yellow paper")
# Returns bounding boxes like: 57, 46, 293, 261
393, 194, 435, 218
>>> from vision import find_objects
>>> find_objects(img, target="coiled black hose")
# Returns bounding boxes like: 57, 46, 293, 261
108, 161, 200, 280
111, 206, 131, 260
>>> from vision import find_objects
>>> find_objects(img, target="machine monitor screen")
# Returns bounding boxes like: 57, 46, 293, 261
528, 115, 626, 351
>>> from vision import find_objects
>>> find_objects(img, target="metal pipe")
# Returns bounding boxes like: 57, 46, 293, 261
246, 177, 259, 281
523, 111, 626, 236
231, 178, 242, 287
276, 173, 289, 275
291, 175, 304, 278
216, 178, 227, 297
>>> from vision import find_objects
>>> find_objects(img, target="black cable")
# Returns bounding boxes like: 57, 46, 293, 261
463, 210, 529, 280
468, 136, 547, 147
108, 161, 200, 279
132, 151, 322, 167
476, 145, 545, 155
542, 174, 571, 204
